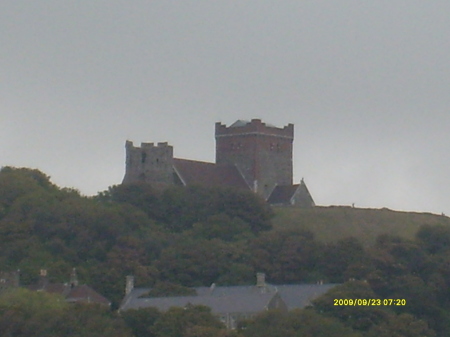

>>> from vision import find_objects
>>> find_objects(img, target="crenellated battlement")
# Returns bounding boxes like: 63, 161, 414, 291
126, 141, 171, 149
122, 140, 174, 185
215, 119, 293, 139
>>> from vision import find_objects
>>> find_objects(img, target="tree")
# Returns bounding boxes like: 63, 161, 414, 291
152, 304, 225, 337
366, 313, 436, 337
0, 289, 132, 337
249, 229, 323, 283
312, 281, 390, 332
417, 224, 450, 254
239, 309, 361, 337
122, 307, 161, 337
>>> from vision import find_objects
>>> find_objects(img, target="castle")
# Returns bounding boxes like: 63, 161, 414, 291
122, 119, 314, 207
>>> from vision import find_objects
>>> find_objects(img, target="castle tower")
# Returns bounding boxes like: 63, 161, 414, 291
215, 119, 294, 198
122, 141, 174, 186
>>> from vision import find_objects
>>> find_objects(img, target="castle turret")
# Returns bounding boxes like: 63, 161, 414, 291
122, 141, 174, 186
215, 119, 294, 198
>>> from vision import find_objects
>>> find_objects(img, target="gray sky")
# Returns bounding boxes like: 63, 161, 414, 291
2, 1, 450, 215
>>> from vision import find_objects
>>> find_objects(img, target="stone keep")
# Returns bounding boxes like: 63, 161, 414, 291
215, 119, 293, 199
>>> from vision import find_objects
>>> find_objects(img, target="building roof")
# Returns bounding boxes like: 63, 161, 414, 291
65, 284, 111, 305
28, 282, 111, 305
121, 291, 280, 314
173, 158, 249, 190
120, 283, 335, 313
228, 120, 278, 128
267, 180, 315, 207
229, 120, 250, 127
273, 284, 336, 310
267, 184, 300, 204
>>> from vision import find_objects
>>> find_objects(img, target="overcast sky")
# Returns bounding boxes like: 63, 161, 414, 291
1, 1, 449, 215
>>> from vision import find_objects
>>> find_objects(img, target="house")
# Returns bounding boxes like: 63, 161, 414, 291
27, 269, 111, 307
119, 273, 335, 329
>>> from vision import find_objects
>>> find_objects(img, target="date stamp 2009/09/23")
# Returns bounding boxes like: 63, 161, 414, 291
334, 299, 406, 306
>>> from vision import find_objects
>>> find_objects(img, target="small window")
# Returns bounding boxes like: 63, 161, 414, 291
141, 152, 147, 164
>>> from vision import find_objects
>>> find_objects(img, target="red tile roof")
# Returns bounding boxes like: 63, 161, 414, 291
173, 158, 249, 190
28, 281, 110, 306
66, 284, 111, 305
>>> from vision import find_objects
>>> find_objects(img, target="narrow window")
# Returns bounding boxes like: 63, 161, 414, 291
141, 152, 147, 164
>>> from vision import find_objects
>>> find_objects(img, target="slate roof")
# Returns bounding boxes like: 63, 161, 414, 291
196, 284, 334, 310
121, 291, 279, 314
267, 184, 300, 204
120, 283, 335, 313
229, 120, 250, 127
267, 180, 315, 207
273, 284, 336, 310
173, 158, 249, 190
229, 120, 277, 128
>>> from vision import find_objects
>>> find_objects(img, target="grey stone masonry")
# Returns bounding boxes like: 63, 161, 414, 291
215, 119, 293, 199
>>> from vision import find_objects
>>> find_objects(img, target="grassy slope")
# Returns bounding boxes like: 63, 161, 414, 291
272, 206, 450, 246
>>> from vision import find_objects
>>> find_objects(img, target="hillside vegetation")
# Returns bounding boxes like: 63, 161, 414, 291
273, 206, 450, 246
2, 167, 450, 336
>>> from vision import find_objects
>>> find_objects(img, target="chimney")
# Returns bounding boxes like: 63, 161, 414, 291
125, 275, 134, 295
256, 272, 266, 288
38, 269, 48, 290
13, 269, 20, 287
209, 283, 216, 295
70, 268, 79, 288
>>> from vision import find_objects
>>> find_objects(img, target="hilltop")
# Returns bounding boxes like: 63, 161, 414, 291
273, 206, 450, 246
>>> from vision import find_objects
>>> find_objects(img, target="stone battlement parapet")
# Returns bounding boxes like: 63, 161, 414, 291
215, 119, 293, 139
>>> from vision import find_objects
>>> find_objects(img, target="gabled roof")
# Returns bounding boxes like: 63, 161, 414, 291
28, 281, 110, 306
267, 184, 300, 204
65, 284, 111, 305
173, 158, 249, 190
267, 180, 315, 207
